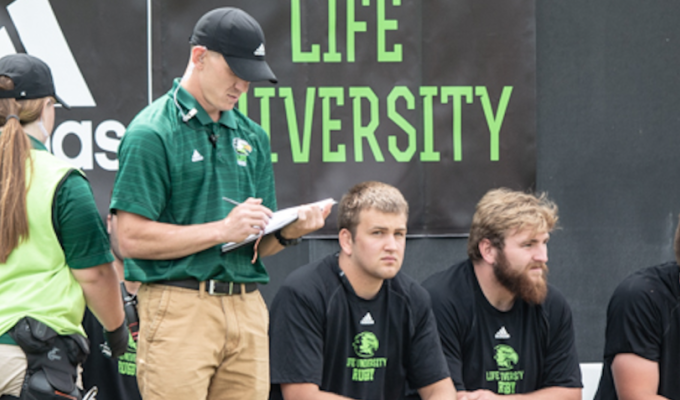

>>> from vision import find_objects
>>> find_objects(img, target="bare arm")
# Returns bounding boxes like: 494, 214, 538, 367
457, 387, 580, 400
71, 263, 125, 331
116, 198, 273, 260
418, 378, 457, 400
280, 383, 354, 400
611, 353, 667, 400
257, 202, 333, 258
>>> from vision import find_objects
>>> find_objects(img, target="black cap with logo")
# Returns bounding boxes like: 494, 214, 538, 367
190, 7, 278, 84
0, 53, 70, 109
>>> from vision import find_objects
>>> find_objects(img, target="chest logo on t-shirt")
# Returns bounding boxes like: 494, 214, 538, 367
359, 312, 375, 325
486, 344, 524, 395
494, 344, 518, 370
494, 326, 511, 339
346, 331, 388, 382
232, 138, 253, 166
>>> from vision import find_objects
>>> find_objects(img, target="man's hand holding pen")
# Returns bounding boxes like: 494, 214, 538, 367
220, 197, 273, 243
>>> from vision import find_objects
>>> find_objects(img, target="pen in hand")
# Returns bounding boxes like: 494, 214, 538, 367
222, 197, 241, 206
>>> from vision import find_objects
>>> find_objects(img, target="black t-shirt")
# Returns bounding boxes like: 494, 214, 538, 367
81, 309, 141, 400
594, 262, 680, 400
269, 254, 450, 400
422, 259, 582, 395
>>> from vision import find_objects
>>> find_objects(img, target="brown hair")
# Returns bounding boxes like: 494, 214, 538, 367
0, 76, 45, 263
337, 181, 409, 237
467, 188, 558, 261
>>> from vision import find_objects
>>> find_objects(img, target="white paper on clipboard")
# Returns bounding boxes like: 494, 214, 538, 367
220, 198, 336, 253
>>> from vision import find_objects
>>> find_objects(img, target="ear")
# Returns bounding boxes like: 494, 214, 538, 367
106, 214, 112, 235
479, 238, 498, 265
190, 46, 208, 68
338, 228, 353, 256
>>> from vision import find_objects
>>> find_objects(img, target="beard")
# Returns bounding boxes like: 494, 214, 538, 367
493, 250, 548, 305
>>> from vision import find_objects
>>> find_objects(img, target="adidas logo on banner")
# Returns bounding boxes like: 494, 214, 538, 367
254, 43, 265, 56
494, 326, 510, 339
359, 312, 375, 325
0, 0, 95, 107
191, 149, 204, 162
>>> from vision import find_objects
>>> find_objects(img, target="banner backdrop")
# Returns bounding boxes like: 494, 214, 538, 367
0, 0, 536, 236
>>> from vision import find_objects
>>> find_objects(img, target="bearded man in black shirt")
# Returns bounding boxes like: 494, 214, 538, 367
269, 181, 456, 400
423, 188, 582, 400
594, 217, 680, 400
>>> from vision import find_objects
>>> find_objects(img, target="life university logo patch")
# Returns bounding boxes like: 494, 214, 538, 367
233, 138, 253, 167
0, 0, 95, 107
352, 331, 379, 358
493, 344, 519, 371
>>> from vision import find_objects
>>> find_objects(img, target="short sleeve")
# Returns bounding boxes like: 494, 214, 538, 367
269, 284, 325, 386
110, 126, 170, 220
406, 286, 451, 390
541, 290, 582, 388
603, 278, 663, 362
54, 172, 113, 269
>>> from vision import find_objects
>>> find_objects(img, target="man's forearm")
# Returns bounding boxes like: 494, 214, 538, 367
458, 387, 580, 400
280, 383, 355, 400
117, 213, 225, 260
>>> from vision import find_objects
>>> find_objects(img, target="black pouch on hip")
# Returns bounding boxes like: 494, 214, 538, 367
9, 316, 89, 400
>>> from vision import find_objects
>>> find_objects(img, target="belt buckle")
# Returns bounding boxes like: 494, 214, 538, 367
207, 280, 233, 296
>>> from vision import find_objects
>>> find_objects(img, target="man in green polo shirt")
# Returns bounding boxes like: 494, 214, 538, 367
110, 8, 330, 400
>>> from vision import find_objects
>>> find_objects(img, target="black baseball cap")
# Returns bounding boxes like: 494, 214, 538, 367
190, 7, 277, 84
0, 53, 70, 109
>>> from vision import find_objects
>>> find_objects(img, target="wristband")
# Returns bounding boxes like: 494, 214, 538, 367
274, 230, 301, 247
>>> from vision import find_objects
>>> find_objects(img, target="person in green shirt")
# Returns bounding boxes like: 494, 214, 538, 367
0, 54, 128, 398
111, 7, 330, 400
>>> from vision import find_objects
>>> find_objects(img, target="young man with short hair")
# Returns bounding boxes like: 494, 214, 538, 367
594, 217, 680, 400
269, 181, 455, 400
423, 188, 582, 400
111, 8, 330, 400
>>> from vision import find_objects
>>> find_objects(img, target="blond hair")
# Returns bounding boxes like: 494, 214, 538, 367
338, 181, 408, 236
467, 188, 558, 261
0, 76, 47, 263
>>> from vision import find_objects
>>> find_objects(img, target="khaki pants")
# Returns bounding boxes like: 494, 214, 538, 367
0, 344, 26, 397
136, 283, 270, 400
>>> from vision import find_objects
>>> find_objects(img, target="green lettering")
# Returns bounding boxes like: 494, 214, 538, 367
119, 361, 136, 376
254, 88, 277, 163
319, 87, 345, 162
441, 86, 473, 161
476, 86, 512, 161
386, 86, 416, 162
419, 87, 440, 161
486, 371, 500, 381
347, 358, 356, 367
350, 87, 383, 162
346, 0, 369, 62
352, 368, 376, 381
498, 381, 516, 395
291, 0, 320, 62
237, 93, 247, 117
280, 87, 316, 163
324, 0, 342, 62
377, 0, 401, 62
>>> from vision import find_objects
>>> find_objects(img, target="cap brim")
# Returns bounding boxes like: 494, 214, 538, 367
225, 56, 277, 84
54, 93, 70, 110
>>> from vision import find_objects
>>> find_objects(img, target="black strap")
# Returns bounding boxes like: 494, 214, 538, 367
159, 279, 257, 295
